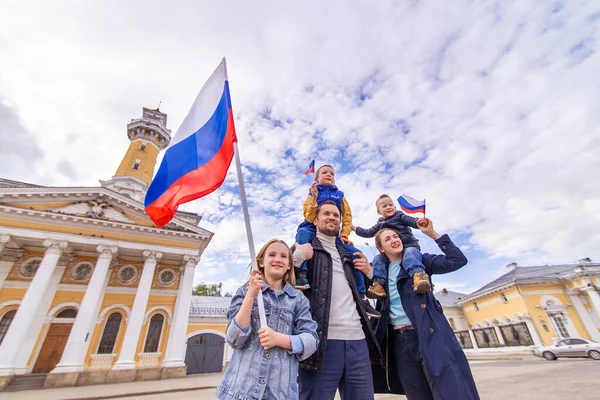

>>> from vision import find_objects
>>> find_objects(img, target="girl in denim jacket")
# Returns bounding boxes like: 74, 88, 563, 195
216, 239, 319, 400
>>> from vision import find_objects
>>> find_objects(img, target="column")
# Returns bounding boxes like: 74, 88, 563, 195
13, 264, 68, 374
467, 329, 479, 350
113, 250, 162, 370
0, 236, 22, 291
162, 255, 199, 368
51, 245, 118, 373
493, 323, 506, 346
582, 286, 600, 321
522, 316, 543, 346
568, 291, 600, 342
0, 235, 10, 254
0, 240, 68, 375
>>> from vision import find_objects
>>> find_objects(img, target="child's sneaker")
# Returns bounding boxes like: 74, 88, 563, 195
294, 272, 310, 291
366, 282, 387, 299
413, 272, 431, 294
362, 299, 381, 318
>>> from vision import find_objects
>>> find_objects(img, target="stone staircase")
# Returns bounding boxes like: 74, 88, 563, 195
2, 373, 48, 392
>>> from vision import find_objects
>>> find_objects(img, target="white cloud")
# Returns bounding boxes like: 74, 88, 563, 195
1, 1, 599, 293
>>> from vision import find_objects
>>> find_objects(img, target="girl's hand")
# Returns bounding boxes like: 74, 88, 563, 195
247, 269, 264, 297
258, 327, 285, 349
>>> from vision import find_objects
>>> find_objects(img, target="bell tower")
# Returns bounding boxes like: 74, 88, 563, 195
100, 107, 171, 202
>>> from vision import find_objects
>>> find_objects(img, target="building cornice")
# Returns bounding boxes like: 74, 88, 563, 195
0, 186, 209, 237
457, 272, 600, 305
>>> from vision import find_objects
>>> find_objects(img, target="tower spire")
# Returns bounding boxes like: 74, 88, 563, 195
100, 108, 171, 202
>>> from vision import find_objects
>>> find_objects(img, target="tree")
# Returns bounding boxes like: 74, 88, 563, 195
192, 282, 222, 296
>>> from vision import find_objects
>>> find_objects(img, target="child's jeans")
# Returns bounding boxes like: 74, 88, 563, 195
295, 220, 367, 296
372, 246, 425, 285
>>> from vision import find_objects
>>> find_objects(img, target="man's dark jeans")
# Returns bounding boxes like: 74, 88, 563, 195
394, 329, 434, 400
299, 339, 374, 400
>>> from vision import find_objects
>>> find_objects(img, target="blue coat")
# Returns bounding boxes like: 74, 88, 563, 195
371, 234, 480, 400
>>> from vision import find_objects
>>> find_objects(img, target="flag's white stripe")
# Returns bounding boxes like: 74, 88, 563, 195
169, 59, 227, 149
401, 194, 425, 207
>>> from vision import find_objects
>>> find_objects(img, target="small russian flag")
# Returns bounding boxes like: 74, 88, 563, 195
302, 159, 315, 175
398, 194, 426, 215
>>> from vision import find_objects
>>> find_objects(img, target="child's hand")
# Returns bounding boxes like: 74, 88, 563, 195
247, 269, 264, 297
351, 225, 356, 232
310, 183, 318, 199
417, 218, 429, 228
258, 327, 285, 349
340, 237, 354, 246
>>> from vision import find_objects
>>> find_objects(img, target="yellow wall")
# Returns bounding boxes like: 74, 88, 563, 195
519, 284, 589, 344
463, 287, 526, 327
114, 140, 160, 185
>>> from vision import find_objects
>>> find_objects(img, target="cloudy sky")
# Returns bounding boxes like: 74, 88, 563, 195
1, 1, 599, 296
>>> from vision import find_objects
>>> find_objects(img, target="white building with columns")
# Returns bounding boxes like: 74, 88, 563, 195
0, 108, 223, 390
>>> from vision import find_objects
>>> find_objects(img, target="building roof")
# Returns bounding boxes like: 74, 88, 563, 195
464, 262, 600, 300
0, 178, 44, 188
189, 296, 232, 317
435, 289, 468, 307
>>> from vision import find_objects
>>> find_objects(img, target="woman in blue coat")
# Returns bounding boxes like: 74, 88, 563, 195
371, 219, 479, 400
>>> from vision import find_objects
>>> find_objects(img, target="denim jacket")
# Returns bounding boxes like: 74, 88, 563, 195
216, 282, 319, 400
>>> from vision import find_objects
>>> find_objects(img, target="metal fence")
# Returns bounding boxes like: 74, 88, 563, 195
473, 327, 500, 348
499, 322, 534, 346
455, 330, 474, 349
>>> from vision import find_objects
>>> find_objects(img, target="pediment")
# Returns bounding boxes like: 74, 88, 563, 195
0, 186, 211, 238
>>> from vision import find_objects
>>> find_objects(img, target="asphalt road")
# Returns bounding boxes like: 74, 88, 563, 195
127, 358, 599, 400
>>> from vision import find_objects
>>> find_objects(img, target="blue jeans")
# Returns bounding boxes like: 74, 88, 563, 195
372, 246, 424, 285
296, 221, 366, 296
394, 329, 434, 400
299, 339, 374, 400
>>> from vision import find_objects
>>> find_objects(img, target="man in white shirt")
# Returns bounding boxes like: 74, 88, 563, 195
294, 200, 382, 400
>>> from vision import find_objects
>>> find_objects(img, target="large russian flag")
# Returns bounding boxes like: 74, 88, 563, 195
145, 59, 237, 227
398, 194, 426, 215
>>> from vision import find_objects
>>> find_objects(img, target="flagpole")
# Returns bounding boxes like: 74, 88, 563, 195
424, 198, 426, 219
233, 141, 268, 328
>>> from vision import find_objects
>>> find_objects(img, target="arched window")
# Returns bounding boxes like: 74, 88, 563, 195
57, 308, 78, 318
143, 314, 164, 353
97, 313, 123, 354
0, 310, 17, 345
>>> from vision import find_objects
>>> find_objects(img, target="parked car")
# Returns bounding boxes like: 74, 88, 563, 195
534, 338, 600, 361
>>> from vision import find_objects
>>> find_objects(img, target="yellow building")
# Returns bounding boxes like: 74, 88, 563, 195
0, 108, 231, 391
451, 262, 600, 351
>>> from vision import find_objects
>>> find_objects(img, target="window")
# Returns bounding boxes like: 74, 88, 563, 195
70, 262, 93, 281
143, 314, 164, 353
448, 317, 456, 331
140, 143, 147, 152
0, 310, 17, 345
570, 338, 588, 345
97, 313, 123, 354
56, 308, 78, 318
500, 293, 508, 303
19, 259, 41, 278
473, 302, 479, 312
551, 314, 569, 338
132, 160, 140, 170
116, 265, 139, 284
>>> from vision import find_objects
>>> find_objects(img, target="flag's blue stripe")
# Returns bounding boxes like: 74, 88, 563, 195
145, 86, 230, 207
398, 196, 424, 211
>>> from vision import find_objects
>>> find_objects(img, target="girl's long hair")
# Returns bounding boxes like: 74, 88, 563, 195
250, 239, 296, 287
